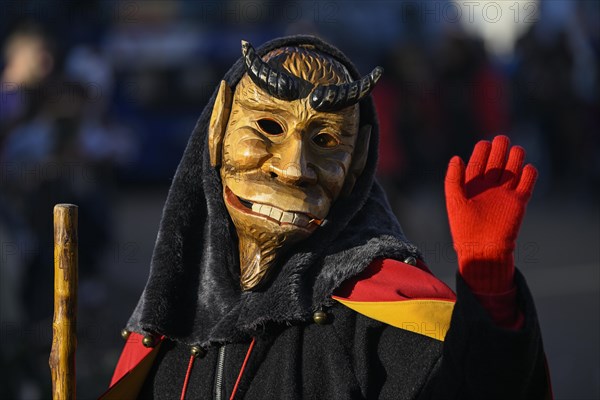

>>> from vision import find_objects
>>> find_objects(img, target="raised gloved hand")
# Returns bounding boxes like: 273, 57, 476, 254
444, 135, 538, 294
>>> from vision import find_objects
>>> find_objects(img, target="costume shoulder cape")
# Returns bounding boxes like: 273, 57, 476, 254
333, 258, 456, 342
100, 258, 455, 399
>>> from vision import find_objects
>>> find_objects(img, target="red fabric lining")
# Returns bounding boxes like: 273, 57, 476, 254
334, 258, 456, 302
110, 332, 162, 386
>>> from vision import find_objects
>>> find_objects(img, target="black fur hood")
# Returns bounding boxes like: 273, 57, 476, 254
126, 35, 419, 347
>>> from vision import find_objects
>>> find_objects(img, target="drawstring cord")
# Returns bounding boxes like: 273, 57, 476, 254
180, 354, 196, 400
179, 338, 257, 400
230, 338, 256, 400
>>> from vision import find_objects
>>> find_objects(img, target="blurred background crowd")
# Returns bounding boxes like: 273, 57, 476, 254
0, 1, 598, 398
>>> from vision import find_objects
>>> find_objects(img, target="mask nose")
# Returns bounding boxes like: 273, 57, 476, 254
262, 134, 317, 186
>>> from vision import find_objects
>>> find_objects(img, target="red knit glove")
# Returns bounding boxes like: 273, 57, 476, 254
444, 135, 538, 294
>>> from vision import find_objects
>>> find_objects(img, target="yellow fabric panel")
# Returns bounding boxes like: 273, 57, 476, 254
333, 297, 455, 342
98, 341, 162, 400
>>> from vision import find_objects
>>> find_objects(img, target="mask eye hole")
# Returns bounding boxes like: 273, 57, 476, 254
257, 118, 284, 135
312, 132, 339, 148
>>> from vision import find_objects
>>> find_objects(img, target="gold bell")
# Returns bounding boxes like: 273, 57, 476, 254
142, 334, 156, 348
313, 310, 329, 325
190, 345, 206, 358
403, 256, 417, 266
121, 329, 131, 340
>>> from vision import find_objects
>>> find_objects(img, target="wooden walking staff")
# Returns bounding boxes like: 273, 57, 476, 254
49, 204, 78, 399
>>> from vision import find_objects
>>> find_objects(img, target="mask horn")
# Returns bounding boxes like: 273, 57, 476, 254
241, 40, 305, 101
309, 67, 383, 112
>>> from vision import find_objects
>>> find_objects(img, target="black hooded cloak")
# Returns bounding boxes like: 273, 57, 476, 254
119, 35, 551, 400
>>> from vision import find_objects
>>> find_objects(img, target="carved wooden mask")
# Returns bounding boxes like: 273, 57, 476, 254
209, 42, 380, 291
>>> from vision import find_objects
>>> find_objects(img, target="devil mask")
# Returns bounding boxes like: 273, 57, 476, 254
209, 41, 382, 290
126, 36, 418, 346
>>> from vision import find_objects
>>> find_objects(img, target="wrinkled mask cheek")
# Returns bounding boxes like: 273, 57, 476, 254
222, 126, 270, 175
314, 151, 354, 206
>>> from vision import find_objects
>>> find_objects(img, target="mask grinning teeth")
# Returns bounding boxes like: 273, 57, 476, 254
270, 208, 283, 221
241, 196, 318, 227
261, 205, 273, 216
280, 212, 294, 224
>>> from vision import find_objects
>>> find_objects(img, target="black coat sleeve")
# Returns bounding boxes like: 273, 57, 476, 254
418, 269, 552, 400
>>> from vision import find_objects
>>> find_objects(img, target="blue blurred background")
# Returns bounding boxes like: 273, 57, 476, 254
0, 1, 598, 398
